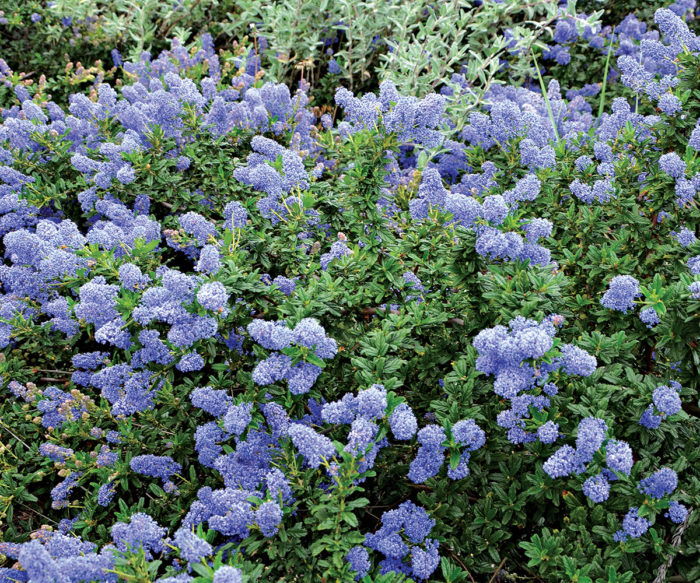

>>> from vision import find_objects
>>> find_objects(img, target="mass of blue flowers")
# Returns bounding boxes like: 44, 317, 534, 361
0, 2, 699, 582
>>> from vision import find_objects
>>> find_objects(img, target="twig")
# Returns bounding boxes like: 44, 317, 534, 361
406, 483, 432, 490
0, 420, 31, 450
17, 500, 57, 524
488, 557, 507, 583
449, 550, 476, 583
597, 33, 615, 121
160, 0, 202, 37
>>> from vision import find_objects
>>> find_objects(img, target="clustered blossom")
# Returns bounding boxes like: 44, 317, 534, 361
474, 315, 596, 445
408, 167, 552, 266
640, 381, 683, 429
639, 307, 660, 329
233, 136, 309, 225
248, 318, 338, 394
111, 513, 168, 560
614, 468, 685, 541
12, 536, 115, 583
638, 467, 678, 499
130, 455, 182, 491
666, 500, 689, 524
320, 239, 353, 270
335, 80, 445, 148
321, 385, 390, 476
601, 275, 641, 313
543, 417, 635, 505
355, 501, 439, 580
614, 507, 651, 541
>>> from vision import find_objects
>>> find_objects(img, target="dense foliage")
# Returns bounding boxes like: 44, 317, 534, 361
1, 1, 700, 583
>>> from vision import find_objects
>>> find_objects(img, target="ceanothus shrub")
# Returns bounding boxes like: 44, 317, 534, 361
0, 6, 699, 583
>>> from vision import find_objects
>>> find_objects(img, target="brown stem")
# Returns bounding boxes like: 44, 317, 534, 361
645, 343, 656, 374
449, 550, 476, 583
160, 0, 202, 38
488, 557, 507, 583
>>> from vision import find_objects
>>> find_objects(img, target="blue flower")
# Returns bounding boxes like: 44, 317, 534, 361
255, 501, 283, 537
328, 59, 341, 75
346, 546, 370, 580
659, 152, 686, 179
288, 423, 335, 468
223, 201, 247, 228
674, 227, 696, 247
196, 245, 221, 274
408, 425, 446, 483
658, 93, 682, 115
197, 281, 229, 312
389, 403, 418, 440
639, 307, 660, 328
18, 541, 67, 583
212, 566, 242, 583
601, 275, 641, 313
638, 467, 678, 499
620, 507, 651, 539
640, 404, 662, 429
223, 402, 254, 436
111, 513, 167, 559
653, 384, 682, 415
536, 421, 559, 444
176, 352, 205, 372
191, 386, 231, 417
173, 527, 213, 565
130, 455, 182, 485
356, 385, 387, 420
666, 501, 688, 524
543, 445, 577, 478
605, 439, 633, 475
582, 473, 610, 503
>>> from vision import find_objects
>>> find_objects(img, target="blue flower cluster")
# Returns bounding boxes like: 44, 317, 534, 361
408, 418, 485, 483
407, 167, 553, 266
614, 467, 687, 541
130, 455, 182, 493
233, 136, 309, 224
474, 314, 596, 444
248, 318, 338, 394
639, 381, 683, 429
347, 501, 439, 580
335, 81, 445, 148
601, 275, 641, 314
543, 417, 633, 489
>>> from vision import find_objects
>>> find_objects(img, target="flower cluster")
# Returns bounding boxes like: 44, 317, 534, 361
407, 418, 485, 483
639, 381, 683, 429
248, 318, 338, 394
601, 275, 641, 314
474, 315, 596, 444
349, 501, 440, 581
